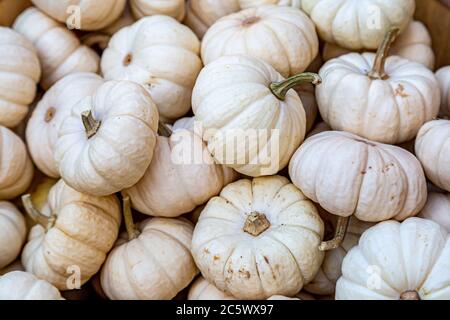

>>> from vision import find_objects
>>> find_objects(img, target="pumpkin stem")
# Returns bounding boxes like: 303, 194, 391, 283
158, 122, 173, 137
243, 212, 271, 236
400, 290, 421, 300
367, 27, 400, 80
81, 32, 111, 50
319, 216, 350, 251
21, 194, 55, 231
81, 110, 101, 139
123, 197, 140, 241
270, 72, 321, 101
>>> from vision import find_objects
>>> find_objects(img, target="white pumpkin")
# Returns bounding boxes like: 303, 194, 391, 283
26, 73, 104, 178
192, 55, 320, 177
317, 29, 440, 144
0, 126, 34, 200
419, 192, 450, 233
305, 214, 373, 295
191, 176, 325, 300
289, 131, 427, 222
101, 198, 198, 300
31, 0, 126, 31
123, 123, 238, 218
0, 0, 31, 27
201, 5, 318, 78
0, 202, 26, 269
436, 66, 450, 117
188, 276, 313, 300
322, 21, 435, 70
21, 179, 121, 290
130, 0, 185, 21
0, 26, 40, 128
13, 7, 99, 89
0, 271, 63, 300
54, 80, 159, 196
302, 0, 415, 50
101, 15, 202, 121
415, 120, 450, 192
240, 0, 303, 9
336, 218, 450, 300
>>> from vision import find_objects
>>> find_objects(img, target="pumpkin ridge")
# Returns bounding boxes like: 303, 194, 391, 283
252, 250, 269, 298
221, 244, 238, 288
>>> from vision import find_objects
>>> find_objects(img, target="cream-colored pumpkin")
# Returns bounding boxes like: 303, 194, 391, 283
130, 0, 185, 21
0, 126, 34, 200
418, 192, 450, 233
31, 0, 126, 31
0, 27, 40, 128
191, 176, 325, 300
101, 199, 198, 300
13, 7, 99, 89
184, 0, 240, 39
188, 276, 313, 300
289, 131, 427, 222
0, 0, 31, 26
322, 21, 435, 70
336, 218, 450, 300
192, 55, 320, 177
302, 0, 415, 50
21, 179, 121, 290
54, 80, 159, 196
201, 5, 318, 78
436, 66, 450, 117
295, 84, 317, 132
415, 120, 450, 192
26, 73, 104, 178
317, 30, 440, 144
123, 123, 238, 217
305, 214, 373, 295
0, 202, 26, 269
101, 15, 202, 121
0, 271, 63, 300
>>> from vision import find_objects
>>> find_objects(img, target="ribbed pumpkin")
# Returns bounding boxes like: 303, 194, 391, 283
0, 271, 63, 300
130, 0, 185, 20
0, 202, 27, 269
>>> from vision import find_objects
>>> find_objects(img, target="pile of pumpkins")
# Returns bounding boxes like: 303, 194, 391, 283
0, 0, 449, 301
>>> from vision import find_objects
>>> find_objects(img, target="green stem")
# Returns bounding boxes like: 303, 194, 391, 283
319, 216, 350, 251
81, 110, 101, 139
158, 122, 173, 137
123, 197, 140, 241
270, 73, 322, 101
367, 27, 400, 80
21, 194, 55, 231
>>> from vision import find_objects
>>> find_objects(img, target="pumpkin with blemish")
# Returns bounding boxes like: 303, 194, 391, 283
191, 176, 325, 300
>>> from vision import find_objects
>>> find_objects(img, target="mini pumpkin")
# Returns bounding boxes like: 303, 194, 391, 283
302, 0, 415, 50
21, 179, 121, 290
13, 7, 99, 89
130, 0, 185, 21
101, 15, 202, 121
123, 122, 238, 218
31, 0, 126, 31
101, 198, 198, 300
418, 192, 450, 233
322, 21, 435, 70
26, 73, 104, 178
0, 26, 40, 128
0, 126, 34, 200
415, 120, 450, 192
336, 218, 450, 300
305, 213, 373, 296
54, 80, 159, 196
317, 29, 440, 144
436, 66, 450, 117
0, 271, 63, 300
0, 202, 26, 269
289, 131, 427, 223
192, 55, 321, 177
0, 0, 31, 27
191, 176, 326, 300
201, 5, 318, 78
